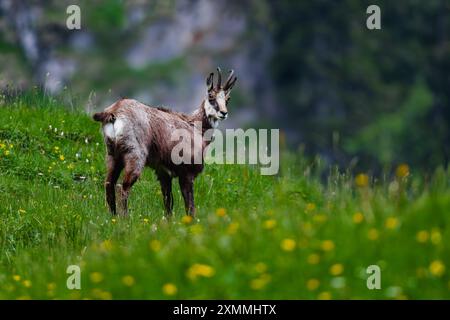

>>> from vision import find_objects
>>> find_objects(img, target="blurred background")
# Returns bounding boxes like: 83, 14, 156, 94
0, 0, 448, 172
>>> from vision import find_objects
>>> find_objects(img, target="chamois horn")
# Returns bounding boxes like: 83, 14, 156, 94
216, 67, 222, 89
206, 72, 214, 92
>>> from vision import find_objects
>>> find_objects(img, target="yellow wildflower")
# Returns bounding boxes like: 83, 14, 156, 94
307, 253, 320, 265
305, 203, 316, 212
250, 274, 271, 290
187, 264, 215, 280
227, 222, 239, 235
149, 240, 161, 252
4, 150, 10, 156
430, 229, 442, 245
100, 291, 112, 300
162, 283, 178, 296
264, 219, 277, 229
59, 154, 65, 161
396, 164, 410, 178
321, 240, 335, 251
429, 260, 445, 277
100, 239, 113, 251
385, 217, 399, 230
47, 282, 57, 291
22, 280, 32, 288
90, 272, 104, 283
182, 215, 193, 224
318, 291, 332, 300
280, 238, 296, 252
215, 208, 226, 217
352, 212, 364, 224
250, 279, 266, 290
355, 173, 369, 187
306, 278, 320, 291
13, 275, 21, 282
122, 275, 135, 286
330, 263, 344, 276
416, 230, 429, 243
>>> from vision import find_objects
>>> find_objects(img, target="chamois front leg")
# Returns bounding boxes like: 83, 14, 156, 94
119, 155, 144, 216
157, 172, 173, 216
105, 155, 123, 215
179, 175, 195, 217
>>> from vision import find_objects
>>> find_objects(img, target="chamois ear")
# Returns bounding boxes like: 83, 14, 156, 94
206, 72, 214, 92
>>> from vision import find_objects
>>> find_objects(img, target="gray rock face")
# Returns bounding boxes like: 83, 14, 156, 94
0, 0, 274, 127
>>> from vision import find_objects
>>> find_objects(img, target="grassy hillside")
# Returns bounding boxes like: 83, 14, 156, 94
0, 93, 449, 299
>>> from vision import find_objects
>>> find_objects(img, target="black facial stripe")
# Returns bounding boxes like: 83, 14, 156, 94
209, 99, 219, 111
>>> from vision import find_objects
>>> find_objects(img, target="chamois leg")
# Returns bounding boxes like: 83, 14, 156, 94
119, 157, 144, 216
179, 175, 195, 217
105, 155, 123, 215
157, 172, 173, 216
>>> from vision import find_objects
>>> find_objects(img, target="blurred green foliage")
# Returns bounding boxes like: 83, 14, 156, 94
270, 0, 449, 170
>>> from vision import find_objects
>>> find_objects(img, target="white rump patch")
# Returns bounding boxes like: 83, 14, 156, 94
113, 119, 126, 138
103, 118, 126, 141
103, 123, 115, 139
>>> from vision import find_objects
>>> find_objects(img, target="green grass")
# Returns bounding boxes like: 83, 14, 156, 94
0, 93, 449, 299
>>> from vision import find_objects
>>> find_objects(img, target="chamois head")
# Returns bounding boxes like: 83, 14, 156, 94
204, 67, 237, 122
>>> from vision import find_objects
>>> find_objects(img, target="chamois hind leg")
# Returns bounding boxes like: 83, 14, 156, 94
119, 155, 144, 216
179, 175, 195, 217
105, 155, 123, 215
157, 172, 173, 217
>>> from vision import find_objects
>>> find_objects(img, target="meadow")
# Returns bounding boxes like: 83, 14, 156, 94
0, 92, 449, 299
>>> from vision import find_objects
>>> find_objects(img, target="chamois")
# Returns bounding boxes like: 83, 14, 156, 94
93, 68, 237, 217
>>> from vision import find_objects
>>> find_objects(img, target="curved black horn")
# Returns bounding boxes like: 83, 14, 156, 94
206, 72, 214, 91
224, 69, 235, 90
227, 77, 237, 91
216, 67, 222, 89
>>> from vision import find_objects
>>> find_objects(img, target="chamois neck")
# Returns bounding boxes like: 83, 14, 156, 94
191, 100, 214, 135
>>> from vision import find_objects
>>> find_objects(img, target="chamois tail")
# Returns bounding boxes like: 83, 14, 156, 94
93, 112, 115, 123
